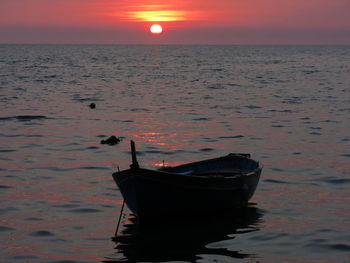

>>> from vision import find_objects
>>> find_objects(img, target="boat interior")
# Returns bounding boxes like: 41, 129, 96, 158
159, 154, 260, 178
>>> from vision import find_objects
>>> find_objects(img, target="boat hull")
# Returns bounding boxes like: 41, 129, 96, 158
113, 154, 262, 222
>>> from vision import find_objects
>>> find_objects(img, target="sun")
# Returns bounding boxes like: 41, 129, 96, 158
150, 24, 163, 34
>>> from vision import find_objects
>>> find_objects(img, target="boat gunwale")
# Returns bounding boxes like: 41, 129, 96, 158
112, 153, 262, 179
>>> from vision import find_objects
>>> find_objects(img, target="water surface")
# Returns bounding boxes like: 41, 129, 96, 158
0, 45, 349, 262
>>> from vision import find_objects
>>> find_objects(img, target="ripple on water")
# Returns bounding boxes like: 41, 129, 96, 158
52, 204, 81, 209
68, 208, 102, 213
46, 260, 92, 263
0, 115, 48, 122
0, 149, 16, 153
79, 166, 109, 170
11, 255, 40, 260
245, 105, 262, 109
0, 207, 18, 215
200, 148, 214, 152
309, 132, 322, 136
192, 117, 211, 121
29, 230, 55, 237
23, 217, 44, 221
317, 176, 350, 185
0, 185, 14, 189
86, 146, 99, 150
144, 150, 162, 154
249, 232, 288, 241
0, 226, 16, 232
264, 179, 291, 185
306, 243, 350, 253
329, 244, 350, 251
218, 135, 244, 139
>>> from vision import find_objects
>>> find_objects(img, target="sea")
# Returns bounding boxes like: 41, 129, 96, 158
0, 45, 349, 263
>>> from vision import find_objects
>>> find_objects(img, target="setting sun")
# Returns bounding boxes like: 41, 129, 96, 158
150, 24, 163, 34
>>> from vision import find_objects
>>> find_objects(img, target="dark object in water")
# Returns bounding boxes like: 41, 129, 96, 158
112, 141, 262, 223
89, 103, 96, 109
101, 136, 121, 145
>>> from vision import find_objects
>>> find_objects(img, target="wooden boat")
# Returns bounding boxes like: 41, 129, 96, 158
112, 141, 262, 223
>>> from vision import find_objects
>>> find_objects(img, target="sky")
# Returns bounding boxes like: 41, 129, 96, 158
0, 0, 349, 44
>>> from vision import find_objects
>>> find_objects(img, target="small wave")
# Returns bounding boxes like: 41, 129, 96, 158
0, 185, 14, 189
44, 75, 58, 79
329, 244, 350, 251
227, 83, 241, 87
270, 167, 286, 172
200, 148, 214, 152
8, 134, 43, 138
86, 146, 99, 150
269, 109, 295, 113
28, 166, 108, 171
307, 243, 350, 252
309, 132, 322, 136
245, 105, 262, 109
250, 232, 288, 241
317, 176, 350, 185
0, 115, 48, 122
23, 217, 44, 221
28, 167, 75, 172
303, 70, 321, 74
73, 97, 100, 102
219, 135, 244, 139
281, 98, 303, 104
130, 108, 151, 112
11, 255, 39, 260
0, 149, 16, 153
0, 206, 18, 215
264, 179, 291, 184
79, 166, 109, 170
46, 260, 87, 263
29, 230, 55, 237
53, 204, 80, 208
0, 226, 16, 232
192, 117, 210, 121
145, 150, 162, 154
207, 84, 225, 89
69, 208, 102, 213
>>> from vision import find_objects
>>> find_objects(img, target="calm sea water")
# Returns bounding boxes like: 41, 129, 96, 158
0, 45, 349, 263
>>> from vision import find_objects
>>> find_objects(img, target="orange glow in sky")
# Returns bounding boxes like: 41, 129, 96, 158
0, 0, 349, 44
112, 1, 204, 22
124, 10, 187, 22
117, 3, 189, 22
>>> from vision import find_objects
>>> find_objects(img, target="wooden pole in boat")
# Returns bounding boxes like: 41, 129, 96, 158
115, 198, 125, 238
130, 140, 139, 169
115, 140, 137, 238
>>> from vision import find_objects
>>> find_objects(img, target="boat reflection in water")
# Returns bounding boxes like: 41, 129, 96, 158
105, 206, 263, 262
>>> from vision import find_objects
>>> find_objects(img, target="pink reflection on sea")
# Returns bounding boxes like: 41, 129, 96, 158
151, 160, 185, 167
135, 131, 173, 146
